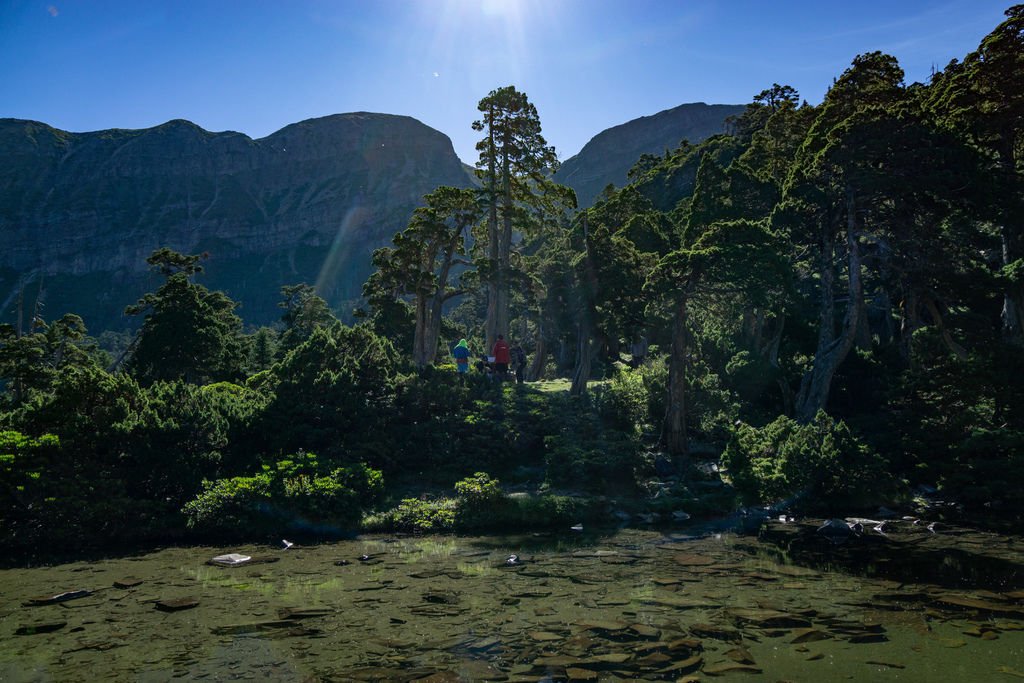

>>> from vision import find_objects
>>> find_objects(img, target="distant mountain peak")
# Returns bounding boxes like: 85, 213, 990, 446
555, 102, 746, 208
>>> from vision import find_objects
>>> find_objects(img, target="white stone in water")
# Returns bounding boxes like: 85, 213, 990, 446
211, 553, 251, 566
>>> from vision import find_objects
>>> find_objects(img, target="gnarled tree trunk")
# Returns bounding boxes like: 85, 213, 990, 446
528, 331, 546, 381
663, 297, 689, 458
570, 325, 592, 396
1001, 227, 1023, 345
795, 185, 863, 422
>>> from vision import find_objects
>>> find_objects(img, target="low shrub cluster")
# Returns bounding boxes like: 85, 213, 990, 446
721, 411, 896, 512
182, 452, 383, 537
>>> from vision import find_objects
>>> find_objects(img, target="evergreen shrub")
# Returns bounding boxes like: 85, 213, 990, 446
182, 451, 383, 536
721, 411, 893, 511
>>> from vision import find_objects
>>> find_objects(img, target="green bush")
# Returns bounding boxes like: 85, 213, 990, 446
454, 471, 504, 509
0, 430, 62, 545
721, 411, 894, 512
689, 358, 740, 444
182, 451, 383, 536
512, 494, 602, 528
600, 368, 650, 433
543, 430, 640, 493
256, 324, 400, 459
365, 497, 457, 533
454, 471, 514, 528
942, 428, 1024, 511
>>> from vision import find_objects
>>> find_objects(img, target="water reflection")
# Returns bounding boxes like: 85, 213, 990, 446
0, 526, 1022, 681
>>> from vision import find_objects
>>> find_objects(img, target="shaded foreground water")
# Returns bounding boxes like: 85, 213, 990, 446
1, 523, 1023, 682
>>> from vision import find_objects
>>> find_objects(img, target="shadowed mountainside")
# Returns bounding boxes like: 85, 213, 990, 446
554, 102, 746, 208
0, 103, 746, 332
0, 113, 473, 330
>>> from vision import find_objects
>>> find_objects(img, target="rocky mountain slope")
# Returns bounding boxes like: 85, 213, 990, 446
0, 113, 472, 331
0, 102, 746, 333
554, 102, 746, 208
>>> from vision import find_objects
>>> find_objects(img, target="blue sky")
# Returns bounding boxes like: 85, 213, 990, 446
0, 0, 1011, 163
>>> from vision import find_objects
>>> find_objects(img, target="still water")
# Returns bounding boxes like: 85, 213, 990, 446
1, 522, 1022, 682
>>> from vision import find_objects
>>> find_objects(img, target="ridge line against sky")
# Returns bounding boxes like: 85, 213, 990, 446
0, 0, 1012, 163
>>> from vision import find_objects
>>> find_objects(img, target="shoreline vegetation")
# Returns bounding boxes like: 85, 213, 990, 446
3, 7, 1024, 563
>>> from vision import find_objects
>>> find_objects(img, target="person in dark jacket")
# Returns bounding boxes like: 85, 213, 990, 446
510, 342, 527, 384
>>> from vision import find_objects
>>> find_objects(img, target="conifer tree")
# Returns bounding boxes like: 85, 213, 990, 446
125, 249, 244, 385
473, 86, 573, 349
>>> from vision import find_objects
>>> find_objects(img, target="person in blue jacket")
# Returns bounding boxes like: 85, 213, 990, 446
452, 339, 471, 375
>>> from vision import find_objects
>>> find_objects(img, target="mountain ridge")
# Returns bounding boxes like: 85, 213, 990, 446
555, 102, 746, 208
0, 112, 473, 329
0, 103, 744, 332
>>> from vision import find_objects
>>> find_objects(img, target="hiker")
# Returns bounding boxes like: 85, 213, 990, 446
492, 334, 511, 380
510, 342, 527, 384
630, 333, 649, 368
475, 353, 495, 379
452, 339, 471, 376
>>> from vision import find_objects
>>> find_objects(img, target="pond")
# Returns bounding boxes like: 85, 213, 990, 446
1, 519, 1023, 682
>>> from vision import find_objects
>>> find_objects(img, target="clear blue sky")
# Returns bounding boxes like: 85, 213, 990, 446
0, 0, 1011, 163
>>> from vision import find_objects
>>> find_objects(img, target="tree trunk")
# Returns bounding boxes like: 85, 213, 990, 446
924, 296, 968, 359
571, 212, 600, 397
751, 308, 765, 351
876, 287, 895, 348
419, 228, 465, 369
663, 297, 689, 458
899, 287, 921, 363
760, 313, 793, 416
412, 294, 429, 367
528, 329, 546, 381
419, 295, 444, 369
1001, 227, 1023, 344
795, 185, 863, 422
557, 337, 571, 372
15, 284, 24, 339
760, 313, 785, 366
491, 129, 514, 346
855, 292, 872, 350
570, 324, 592, 396
484, 106, 500, 351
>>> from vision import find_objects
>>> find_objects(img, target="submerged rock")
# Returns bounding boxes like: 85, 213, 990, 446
15, 621, 66, 635
725, 646, 756, 664
277, 607, 333, 620
703, 662, 762, 675
817, 519, 855, 542
627, 623, 660, 639
659, 654, 703, 675
211, 620, 306, 636
790, 628, 831, 644
726, 608, 812, 629
24, 590, 92, 606
154, 597, 200, 612
209, 553, 251, 567
673, 553, 715, 566
689, 623, 742, 642
866, 660, 906, 669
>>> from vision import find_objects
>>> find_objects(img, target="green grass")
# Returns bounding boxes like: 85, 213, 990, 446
531, 378, 611, 393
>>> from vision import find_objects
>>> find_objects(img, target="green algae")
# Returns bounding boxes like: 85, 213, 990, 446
0, 530, 1021, 681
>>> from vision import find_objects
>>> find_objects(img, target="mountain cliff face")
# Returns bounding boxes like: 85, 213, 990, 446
0, 113, 472, 330
554, 102, 746, 208
0, 103, 747, 334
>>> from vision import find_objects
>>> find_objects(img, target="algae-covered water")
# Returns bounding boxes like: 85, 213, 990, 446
1, 523, 1023, 682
